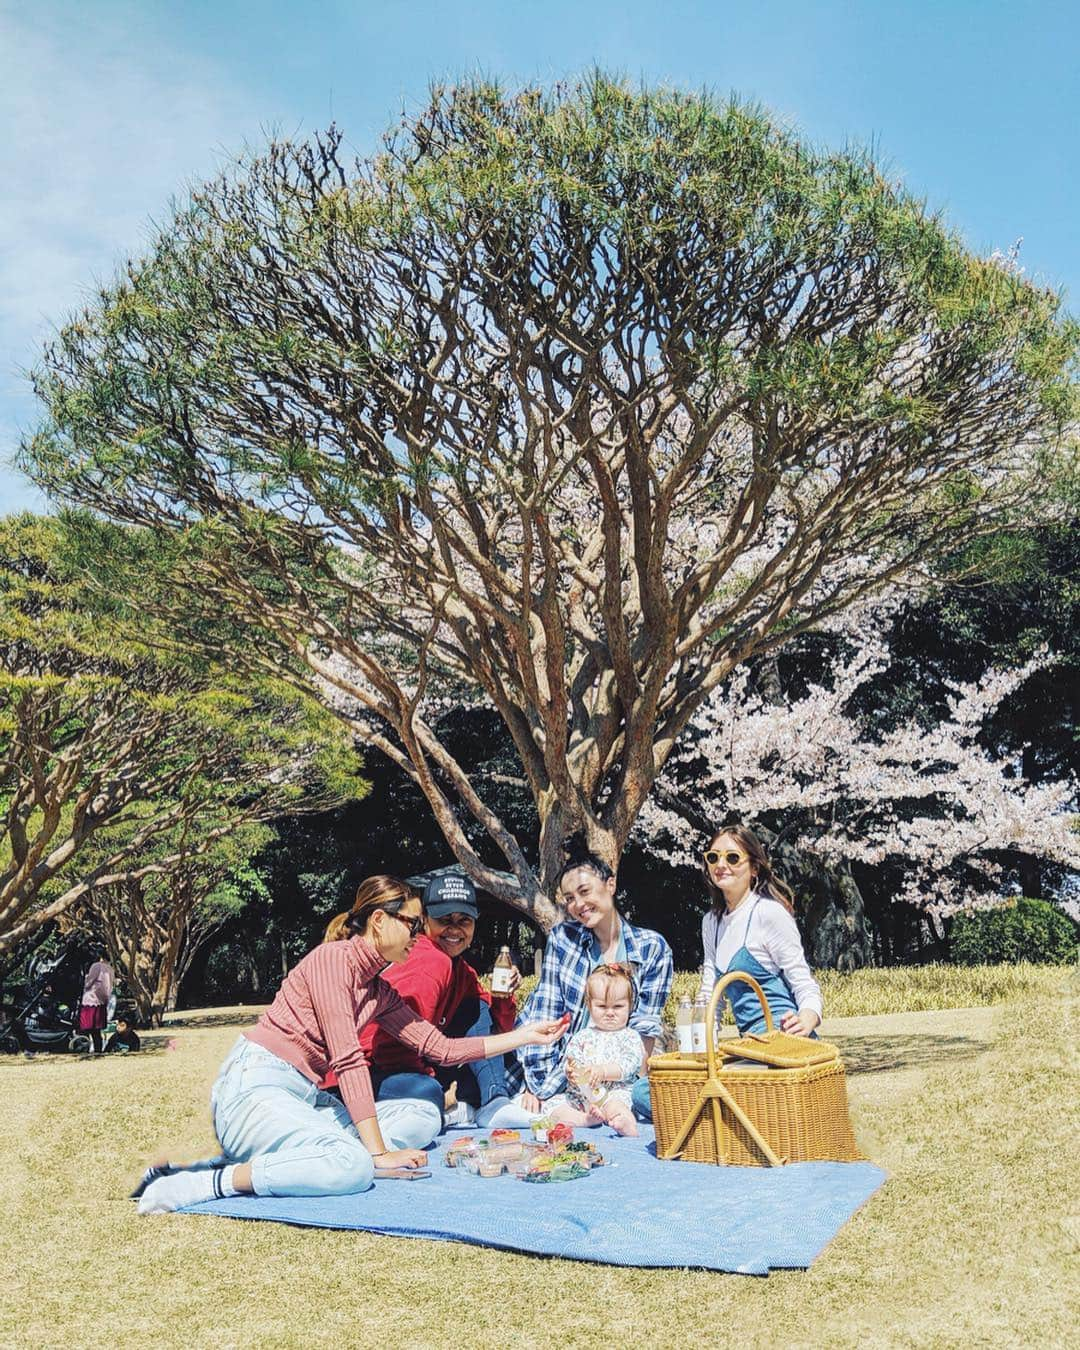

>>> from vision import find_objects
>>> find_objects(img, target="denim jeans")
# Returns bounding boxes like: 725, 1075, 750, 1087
374, 997, 507, 1119
630, 1075, 653, 1122
375, 1070, 445, 1115
211, 1037, 441, 1197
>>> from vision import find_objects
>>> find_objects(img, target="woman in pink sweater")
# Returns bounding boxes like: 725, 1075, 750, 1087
78, 951, 113, 1054
136, 876, 566, 1214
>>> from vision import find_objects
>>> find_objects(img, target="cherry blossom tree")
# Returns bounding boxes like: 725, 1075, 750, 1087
637, 602, 1080, 924
24, 76, 1078, 924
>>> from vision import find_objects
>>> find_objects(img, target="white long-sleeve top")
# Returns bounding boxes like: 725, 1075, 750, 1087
700, 893, 823, 1020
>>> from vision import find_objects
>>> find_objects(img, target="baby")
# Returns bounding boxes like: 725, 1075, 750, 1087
550, 963, 645, 1137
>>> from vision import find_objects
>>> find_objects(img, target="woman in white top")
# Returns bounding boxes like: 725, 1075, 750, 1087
699, 824, 822, 1037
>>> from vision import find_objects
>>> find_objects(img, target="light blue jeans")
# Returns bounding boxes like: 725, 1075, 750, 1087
211, 1036, 441, 1197
631, 1076, 653, 1122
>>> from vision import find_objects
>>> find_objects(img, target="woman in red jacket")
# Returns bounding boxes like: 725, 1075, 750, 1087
362, 873, 529, 1129
136, 875, 565, 1214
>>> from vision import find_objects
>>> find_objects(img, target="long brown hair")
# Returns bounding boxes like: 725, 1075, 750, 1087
704, 824, 796, 916
323, 875, 417, 943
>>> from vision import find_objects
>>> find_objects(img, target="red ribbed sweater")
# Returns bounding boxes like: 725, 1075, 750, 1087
244, 935, 485, 1124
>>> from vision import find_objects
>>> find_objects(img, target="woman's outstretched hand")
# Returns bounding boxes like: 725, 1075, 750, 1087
482, 1013, 570, 1062
522, 1015, 571, 1046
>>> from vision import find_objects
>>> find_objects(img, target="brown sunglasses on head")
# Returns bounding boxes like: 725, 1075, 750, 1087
703, 849, 749, 868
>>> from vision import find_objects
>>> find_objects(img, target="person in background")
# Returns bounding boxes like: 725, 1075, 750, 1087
508, 850, 673, 1123
134, 874, 566, 1214
700, 823, 822, 1037
104, 1017, 141, 1054
360, 873, 532, 1130
79, 950, 113, 1055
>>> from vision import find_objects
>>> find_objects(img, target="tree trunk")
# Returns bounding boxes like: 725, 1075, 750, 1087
799, 861, 874, 971
129, 930, 162, 1025
755, 835, 874, 971
150, 958, 174, 1025
532, 798, 600, 927
91, 873, 201, 1024
118, 879, 163, 1025
1017, 744, 1043, 898
235, 932, 263, 994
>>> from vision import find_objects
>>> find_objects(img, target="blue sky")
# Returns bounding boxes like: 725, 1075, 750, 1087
3, 0, 1078, 511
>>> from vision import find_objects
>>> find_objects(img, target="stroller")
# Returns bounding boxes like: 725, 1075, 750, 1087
0, 952, 92, 1055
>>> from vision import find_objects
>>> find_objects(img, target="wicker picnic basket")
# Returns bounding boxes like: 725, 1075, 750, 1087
649, 971, 863, 1166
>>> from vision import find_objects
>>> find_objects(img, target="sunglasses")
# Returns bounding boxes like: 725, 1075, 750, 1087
381, 907, 424, 937
703, 849, 749, 868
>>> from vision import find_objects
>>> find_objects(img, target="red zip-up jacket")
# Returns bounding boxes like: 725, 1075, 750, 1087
368, 935, 517, 1075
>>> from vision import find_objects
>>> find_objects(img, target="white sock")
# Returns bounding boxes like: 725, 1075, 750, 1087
137, 1164, 239, 1215
475, 1095, 536, 1129
130, 1152, 228, 1198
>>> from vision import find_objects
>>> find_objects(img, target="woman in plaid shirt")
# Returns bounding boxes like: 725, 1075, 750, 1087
508, 853, 673, 1122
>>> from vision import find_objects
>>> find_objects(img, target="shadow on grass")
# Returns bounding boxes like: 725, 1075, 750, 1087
0, 1009, 261, 1064
833, 1032, 989, 1076
134, 1035, 181, 1055
164, 1010, 261, 1030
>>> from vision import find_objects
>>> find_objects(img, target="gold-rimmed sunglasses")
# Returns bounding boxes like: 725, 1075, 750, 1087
703, 848, 748, 868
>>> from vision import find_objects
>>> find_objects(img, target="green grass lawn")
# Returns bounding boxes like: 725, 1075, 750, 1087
2, 965, 1075, 1349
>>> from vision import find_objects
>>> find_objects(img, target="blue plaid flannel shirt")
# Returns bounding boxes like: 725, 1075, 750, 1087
506, 916, 674, 1100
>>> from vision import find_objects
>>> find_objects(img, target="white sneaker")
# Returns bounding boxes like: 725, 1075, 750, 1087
130, 1163, 175, 1199
442, 1101, 476, 1129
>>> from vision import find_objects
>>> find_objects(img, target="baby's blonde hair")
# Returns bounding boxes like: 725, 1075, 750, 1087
585, 962, 635, 1008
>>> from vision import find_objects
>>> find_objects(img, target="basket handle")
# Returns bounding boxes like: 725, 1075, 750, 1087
705, 971, 773, 1077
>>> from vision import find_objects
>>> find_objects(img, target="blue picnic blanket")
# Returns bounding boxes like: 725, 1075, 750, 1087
182, 1127, 885, 1275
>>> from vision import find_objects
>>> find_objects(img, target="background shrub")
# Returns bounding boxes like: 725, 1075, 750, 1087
950, 898, 1078, 966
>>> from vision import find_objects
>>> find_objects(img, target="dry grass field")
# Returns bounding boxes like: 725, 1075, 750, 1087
2, 965, 1076, 1349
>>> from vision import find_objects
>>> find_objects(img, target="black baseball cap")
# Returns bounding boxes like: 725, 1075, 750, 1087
421, 873, 479, 919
